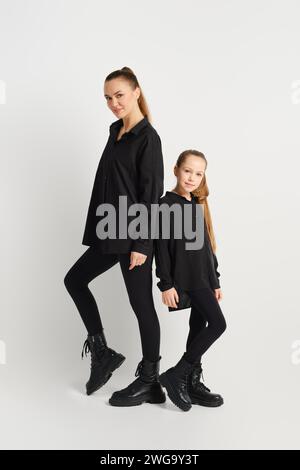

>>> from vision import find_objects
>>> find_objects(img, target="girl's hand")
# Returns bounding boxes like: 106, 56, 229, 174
214, 288, 223, 301
129, 251, 147, 270
162, 287, 179, 309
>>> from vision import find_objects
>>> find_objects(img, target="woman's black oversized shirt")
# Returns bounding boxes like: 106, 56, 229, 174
82, 116, 164, 256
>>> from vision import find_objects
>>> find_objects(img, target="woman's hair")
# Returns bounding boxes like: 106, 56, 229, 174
175, 150, 217, 253
105, 66, 151, 122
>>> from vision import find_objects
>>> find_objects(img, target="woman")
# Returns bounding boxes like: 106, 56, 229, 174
64, 67, 166, 407
155, 150, 227, 411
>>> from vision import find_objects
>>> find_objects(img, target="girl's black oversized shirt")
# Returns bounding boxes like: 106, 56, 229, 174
154, 191, 221, 309
81, 116, 164, 256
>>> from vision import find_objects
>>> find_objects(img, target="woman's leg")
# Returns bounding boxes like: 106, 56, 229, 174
109, 251, 166, 407
118, 251, 160, 362
64, 246, 119, 334
184, 288, 227, 364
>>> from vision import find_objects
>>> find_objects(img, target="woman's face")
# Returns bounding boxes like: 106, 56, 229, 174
174, 155, 206, 193
104, 78, 140, 118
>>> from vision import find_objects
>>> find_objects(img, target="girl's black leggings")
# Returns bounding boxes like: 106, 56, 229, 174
64, 246, 160, 362
184, 287, 227, 364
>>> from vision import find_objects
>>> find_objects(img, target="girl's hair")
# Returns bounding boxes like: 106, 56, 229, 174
175, 150, 217, 253
105, 66, 151, 122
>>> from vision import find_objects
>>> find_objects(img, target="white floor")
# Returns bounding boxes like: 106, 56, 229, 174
1, 354, 300, 450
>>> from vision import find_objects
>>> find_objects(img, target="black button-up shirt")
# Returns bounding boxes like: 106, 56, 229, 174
82, 116, 164, 256
154, 191, 221, 310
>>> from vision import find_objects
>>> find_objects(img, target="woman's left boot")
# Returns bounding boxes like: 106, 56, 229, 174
109, 356, 166, 407
187, 361, 224, 407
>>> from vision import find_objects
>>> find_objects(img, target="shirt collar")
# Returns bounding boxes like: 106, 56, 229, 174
109, 116, 149, 136
165, 191, 197, 203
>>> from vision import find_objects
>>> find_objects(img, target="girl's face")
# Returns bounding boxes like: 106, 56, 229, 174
174, 155, 206, 193
104, 78, 140, 118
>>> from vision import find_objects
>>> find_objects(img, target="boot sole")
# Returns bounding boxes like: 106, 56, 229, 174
190, 396, 224, 407
109, 390, 166, 407
159, 372, 191, 412
86, 354, 126, 396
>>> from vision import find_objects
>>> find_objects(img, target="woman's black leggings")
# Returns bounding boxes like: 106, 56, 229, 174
184, 287, 227, 364
64, 246, 160, 362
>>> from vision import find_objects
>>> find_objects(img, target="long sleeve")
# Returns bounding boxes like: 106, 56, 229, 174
154, 210, 174, 292
131, 132, 164, 256
212, 253, 221, 288
204, 221, 221, 289
154, 239, 174, 292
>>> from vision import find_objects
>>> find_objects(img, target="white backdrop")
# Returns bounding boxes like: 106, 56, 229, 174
1, 0, 300, 450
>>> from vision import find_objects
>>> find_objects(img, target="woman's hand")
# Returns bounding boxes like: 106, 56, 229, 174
129, 251, 147, 270
214, 288, 223, 301
162, 287, 179, 309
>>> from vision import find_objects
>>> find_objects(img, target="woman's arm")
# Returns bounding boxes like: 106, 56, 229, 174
131, 132, 164, 256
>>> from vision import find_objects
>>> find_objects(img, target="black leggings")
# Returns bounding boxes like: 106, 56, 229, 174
64, 246, 160, 362
184, 288, 227, 364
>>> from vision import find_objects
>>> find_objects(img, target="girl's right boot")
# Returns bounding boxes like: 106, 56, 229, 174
159, 354, 194, 412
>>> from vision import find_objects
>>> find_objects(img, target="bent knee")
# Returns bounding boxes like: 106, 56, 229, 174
63, 271, 72, 290
217, 317, 227, 336
63, 269, 79, 292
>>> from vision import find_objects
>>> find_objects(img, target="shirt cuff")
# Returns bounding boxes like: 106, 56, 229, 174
131, 239, 153, 256
157, 280, 174, 292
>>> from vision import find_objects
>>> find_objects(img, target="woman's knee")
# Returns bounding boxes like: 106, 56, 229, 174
64, 267, 82, 293
63, 269, 73, 291
216, 316, 227, 337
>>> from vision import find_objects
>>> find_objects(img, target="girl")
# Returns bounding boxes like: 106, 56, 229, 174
155, 150, 227, 412
64, 67, 166, 407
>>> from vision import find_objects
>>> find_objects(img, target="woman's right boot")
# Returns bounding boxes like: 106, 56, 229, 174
81, 330, 125, 395
159, 354, 194, 412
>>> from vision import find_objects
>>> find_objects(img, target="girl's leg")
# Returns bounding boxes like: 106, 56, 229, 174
118, 251, 160, 362
64, 246, 119, 335
186, 305, 207, 364
184, 288, 227, 364
159, 288, 226, 411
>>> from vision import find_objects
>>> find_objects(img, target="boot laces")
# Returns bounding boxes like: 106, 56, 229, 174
81, 338, 106, 364
81, 339, 90, 359
199, 370, 210, 392
192, 366, 211, 392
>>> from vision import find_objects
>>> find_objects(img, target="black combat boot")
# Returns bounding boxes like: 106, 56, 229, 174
109, 356, 166, 407
81, 330, 125, 395
187, 362, 224, 407
159, 354, 194, 412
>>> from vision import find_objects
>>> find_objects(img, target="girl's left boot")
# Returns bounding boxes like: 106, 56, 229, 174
187, 362, 224, 407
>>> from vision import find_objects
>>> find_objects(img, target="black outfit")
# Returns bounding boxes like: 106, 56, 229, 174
154, 191, 226, 364
64, 116, 164, 362
82, 116, 164, 256
183, 288, 226, 363
155, 191, 221, 306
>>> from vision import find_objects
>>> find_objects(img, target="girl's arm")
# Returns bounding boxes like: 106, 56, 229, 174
212, 253, 221, 288
155, 239, 174, 292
